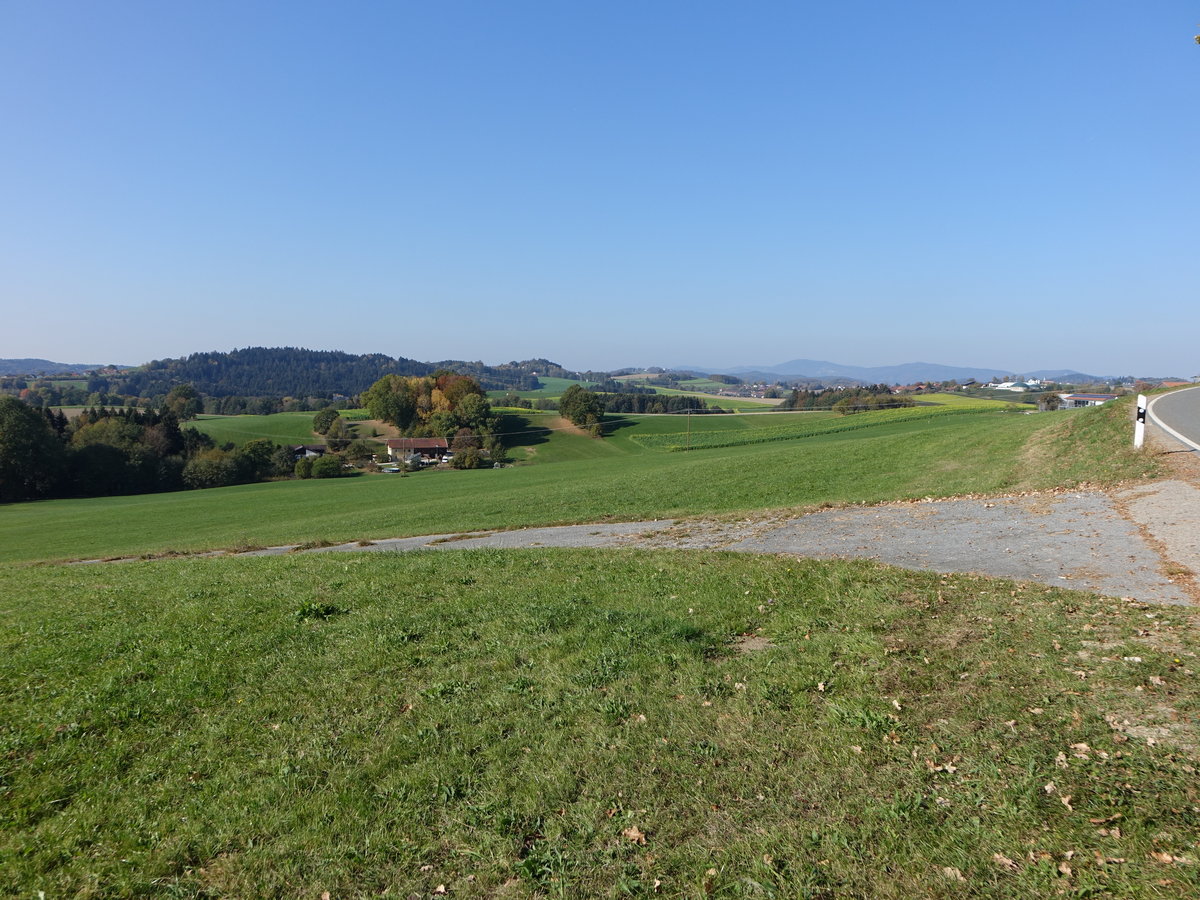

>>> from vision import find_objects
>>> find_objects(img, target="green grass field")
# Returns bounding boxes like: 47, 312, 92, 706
627, 405, 987, 452
0, 401, 1157, 565
486, 376, 597, 401
639, 386, 778, 409
190, 412, 322, 446
3, 549, 1197, 897
1, 396, 1184, 896
913, 392, 1028, 409
190, 411, 382, 447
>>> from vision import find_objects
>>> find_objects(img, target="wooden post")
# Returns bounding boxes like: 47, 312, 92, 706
1134, 394, 1146, 449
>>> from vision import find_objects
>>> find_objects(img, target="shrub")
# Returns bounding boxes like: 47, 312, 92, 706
311, 454, 345, 478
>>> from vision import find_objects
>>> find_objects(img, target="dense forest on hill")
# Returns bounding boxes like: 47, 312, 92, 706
114, 348, 434, 398
84, 349, 569, 402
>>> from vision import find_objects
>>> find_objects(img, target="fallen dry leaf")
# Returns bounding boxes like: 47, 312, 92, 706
622, 826, 647, 845
991, 853, 1019, 871
1058, 862, 1072, 877
1150, 852, 1193, 865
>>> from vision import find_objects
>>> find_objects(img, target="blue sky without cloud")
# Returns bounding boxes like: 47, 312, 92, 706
1, 1, 1197, 376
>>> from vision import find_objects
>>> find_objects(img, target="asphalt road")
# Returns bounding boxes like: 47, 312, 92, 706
1149, 386, 1200, 452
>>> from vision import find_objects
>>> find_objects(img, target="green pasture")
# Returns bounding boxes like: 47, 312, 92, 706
0, 401, 1156, 565
675, 376, 730, 390
190, 413, 320, 446
645, 387, 778, 409
497, 409, 836, 460
189, 412, 381, 447
913, 392, 1027, 408
486, 376, 596, 401
3, 549, 1197, 897
628, 405, 986, 452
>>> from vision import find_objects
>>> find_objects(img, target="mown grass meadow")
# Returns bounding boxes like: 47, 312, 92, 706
3, 550, 1198, 898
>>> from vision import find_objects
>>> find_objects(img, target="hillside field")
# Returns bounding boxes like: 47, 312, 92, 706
3, 396, 1190, 897
486, 376, 597, 401
0, 400, 1156, 565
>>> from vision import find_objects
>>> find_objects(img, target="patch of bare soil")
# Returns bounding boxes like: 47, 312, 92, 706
551, 415, 592, 438
357, 418, 403, 440
1105, 705, 1200, 757
733, 634, 775, 653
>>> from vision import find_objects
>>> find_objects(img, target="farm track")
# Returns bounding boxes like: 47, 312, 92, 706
79, 428, 1200, 608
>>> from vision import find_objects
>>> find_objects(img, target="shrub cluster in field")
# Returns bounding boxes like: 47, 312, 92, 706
3, 550, 1198, 897
630, 405, 987, 451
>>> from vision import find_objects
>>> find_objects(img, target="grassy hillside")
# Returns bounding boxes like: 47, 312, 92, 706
0, 402, 1158, 565
3, 549, 1197, 897
190, 411, 382, 448
190, 412, 321, 446
487, 376, 596, 401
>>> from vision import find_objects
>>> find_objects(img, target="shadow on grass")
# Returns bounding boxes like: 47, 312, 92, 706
498, 413, 552, 451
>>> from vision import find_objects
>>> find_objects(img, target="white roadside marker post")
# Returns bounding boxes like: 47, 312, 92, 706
1134, 394, 1147, 449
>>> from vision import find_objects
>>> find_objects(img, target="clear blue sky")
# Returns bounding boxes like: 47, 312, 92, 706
2, 1, 1196, 376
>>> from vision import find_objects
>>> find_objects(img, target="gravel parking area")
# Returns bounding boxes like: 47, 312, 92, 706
226, 478, 1200, 607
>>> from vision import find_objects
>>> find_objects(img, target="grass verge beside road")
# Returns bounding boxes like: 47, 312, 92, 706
2, 549, 1196, 897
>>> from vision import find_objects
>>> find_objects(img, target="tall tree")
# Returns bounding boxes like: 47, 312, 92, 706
0, 397, 66, 501
164, 384, 202, 420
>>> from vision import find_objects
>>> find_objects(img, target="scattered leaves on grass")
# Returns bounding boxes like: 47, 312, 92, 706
622, 826, 647, 845
1150, 852, 1194, 865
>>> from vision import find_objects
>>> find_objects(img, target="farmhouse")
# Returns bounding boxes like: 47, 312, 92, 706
386, 437, 449, 463
291, 444, 327, 459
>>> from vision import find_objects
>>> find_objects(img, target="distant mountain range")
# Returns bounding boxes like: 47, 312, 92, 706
0, 358, 125, 376
678, 359, 1112, 385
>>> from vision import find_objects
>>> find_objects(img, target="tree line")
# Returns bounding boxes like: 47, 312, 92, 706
778, 384, 914, 413
0, 396, 302, 502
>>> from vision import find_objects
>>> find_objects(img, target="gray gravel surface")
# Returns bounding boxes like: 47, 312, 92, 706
223, 479, 1200, 607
